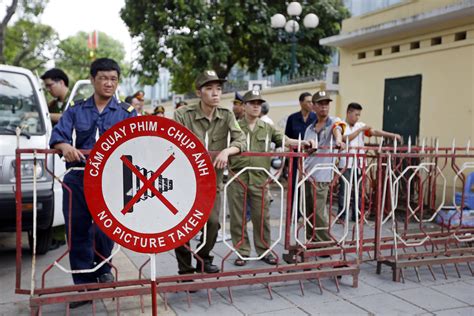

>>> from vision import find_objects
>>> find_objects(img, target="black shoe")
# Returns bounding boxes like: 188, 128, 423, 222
98, 272, 114, 283
196, 261, 220, 273
261, 254, 278, 265
69, 300, 92, 309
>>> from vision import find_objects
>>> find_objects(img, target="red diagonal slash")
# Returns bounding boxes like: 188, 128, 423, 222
120, 154, 177, 215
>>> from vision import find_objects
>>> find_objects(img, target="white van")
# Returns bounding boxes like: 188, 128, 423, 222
0, 64, 65, 254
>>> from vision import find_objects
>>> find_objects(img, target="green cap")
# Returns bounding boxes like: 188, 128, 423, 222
312, 90, 333, 103
194, 70, 227, 89
243, 90, 266, 103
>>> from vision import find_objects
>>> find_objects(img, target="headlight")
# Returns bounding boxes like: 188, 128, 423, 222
13, 159, 44, 179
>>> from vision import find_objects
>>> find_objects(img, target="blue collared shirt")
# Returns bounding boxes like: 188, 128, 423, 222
50, 96, 136, 177
284, 111, 317, 140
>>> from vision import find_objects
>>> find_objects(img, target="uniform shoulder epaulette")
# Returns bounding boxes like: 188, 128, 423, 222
120, 102, 135, 113
69, 98, 87, 107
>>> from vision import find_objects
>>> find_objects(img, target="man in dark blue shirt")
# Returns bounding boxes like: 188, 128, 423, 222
284, 92, 316, 222
50, 58, 135, 308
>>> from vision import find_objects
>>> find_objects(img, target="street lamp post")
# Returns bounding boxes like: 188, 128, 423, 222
271, 2, 319, 77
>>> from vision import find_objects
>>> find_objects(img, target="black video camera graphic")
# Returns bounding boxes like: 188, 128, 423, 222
122, 155, 174, 213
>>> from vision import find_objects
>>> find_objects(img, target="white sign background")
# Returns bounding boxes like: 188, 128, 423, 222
101, 136, 197, 234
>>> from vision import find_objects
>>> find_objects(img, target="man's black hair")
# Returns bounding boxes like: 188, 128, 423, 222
40, 68, 69, 87
347, 102, 363, 112
124, 96, 133, 104
90, 58, 121, 78
261, 102, 270, 115
299, 92, 312, 102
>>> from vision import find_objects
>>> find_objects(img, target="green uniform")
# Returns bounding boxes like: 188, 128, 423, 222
228, 118, 283, 257
173, 102, 246, 273
48, 90, 70, 127
304, 182, 331, 241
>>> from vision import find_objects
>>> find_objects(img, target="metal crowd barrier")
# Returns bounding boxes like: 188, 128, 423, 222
372, 140, 474, 281
14, 138, 474, 314
15, 143, 362, 315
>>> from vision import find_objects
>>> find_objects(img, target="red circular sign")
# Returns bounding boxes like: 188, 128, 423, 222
84, 116, 216, 253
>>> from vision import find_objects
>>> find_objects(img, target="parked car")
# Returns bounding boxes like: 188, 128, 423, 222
0, 64, 65, 254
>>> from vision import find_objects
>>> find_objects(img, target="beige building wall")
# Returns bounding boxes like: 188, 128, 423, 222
338, 26, 474, 145
323, 0, 474, 200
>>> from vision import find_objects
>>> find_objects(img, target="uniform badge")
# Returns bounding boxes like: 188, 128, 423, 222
252, 90, 259, 95
206, 70, 216, 76
319, 91, 326, 96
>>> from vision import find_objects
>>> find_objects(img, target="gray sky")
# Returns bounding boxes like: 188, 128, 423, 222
39, 0, 135, 61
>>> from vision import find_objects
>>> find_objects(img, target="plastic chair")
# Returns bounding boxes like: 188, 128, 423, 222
455, 172, 474, 209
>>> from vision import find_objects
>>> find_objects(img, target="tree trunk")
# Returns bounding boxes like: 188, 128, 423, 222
0, 0, 19, 64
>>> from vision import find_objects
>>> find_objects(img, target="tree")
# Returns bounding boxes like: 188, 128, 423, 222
55, 31, 128, 83
0, 0, 48, 63
4, 19, 58, 70
121, 0, 349, 93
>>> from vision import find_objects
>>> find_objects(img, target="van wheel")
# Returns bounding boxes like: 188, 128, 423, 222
28, 227, 52, 255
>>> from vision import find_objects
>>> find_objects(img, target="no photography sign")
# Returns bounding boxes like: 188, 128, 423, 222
84, 116, 216, 253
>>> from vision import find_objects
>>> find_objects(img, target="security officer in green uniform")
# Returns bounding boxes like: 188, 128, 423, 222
228, 90, 312, 266
173, 70, 246, 274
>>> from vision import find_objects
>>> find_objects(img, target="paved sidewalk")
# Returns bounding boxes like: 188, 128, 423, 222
1, 182, 473, 316
1, 233, 473, 315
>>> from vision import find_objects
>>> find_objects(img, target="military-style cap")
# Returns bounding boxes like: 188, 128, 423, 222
233, 92, 244, 103
153, 105, 165, 114
243, 90, 266, 103
313, 90, 333, 103
194, 70, 227, 89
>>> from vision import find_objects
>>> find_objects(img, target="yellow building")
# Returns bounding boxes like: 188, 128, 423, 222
321, 0, 474, 146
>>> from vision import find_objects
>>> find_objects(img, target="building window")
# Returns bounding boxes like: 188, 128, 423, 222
455, 31, 467, 41
332, 71, 339, 85
358, 52, 366, 59
374, 49, 382, 56
391, 45, 400, 53
410, 41, 420, 50
431, 36, 442, 46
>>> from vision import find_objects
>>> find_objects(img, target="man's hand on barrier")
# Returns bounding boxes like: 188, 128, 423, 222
305, 140, 317, 154
395, 134, 403, 144
214, 148, 231, 169
55, 143, 86, 163
335, 140, 346, 150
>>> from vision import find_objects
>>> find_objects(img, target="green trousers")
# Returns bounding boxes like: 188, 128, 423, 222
304, 181, 331, 242
174, 189, 221, 274
228, 181, 271, 257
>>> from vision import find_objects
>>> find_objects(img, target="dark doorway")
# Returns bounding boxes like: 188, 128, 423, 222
383, 75, 422, 144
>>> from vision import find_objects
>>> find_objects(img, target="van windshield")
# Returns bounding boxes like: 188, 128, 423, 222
0, 71, 45, 135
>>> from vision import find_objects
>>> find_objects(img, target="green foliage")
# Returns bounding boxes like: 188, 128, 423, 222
0, 0, 49, 64
16, 0, 48, 20
55, 31, 128, 84
4, 19, 58, 71
121, 0, 349, 93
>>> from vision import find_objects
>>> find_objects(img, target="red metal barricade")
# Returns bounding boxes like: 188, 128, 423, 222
15, 146, 364, 315
372, 142, 474, 282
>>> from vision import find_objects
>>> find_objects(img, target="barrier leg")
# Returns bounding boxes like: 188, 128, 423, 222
150, 254, 157, 316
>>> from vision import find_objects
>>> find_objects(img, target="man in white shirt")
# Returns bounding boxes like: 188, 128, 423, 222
338, 102, 402, 221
